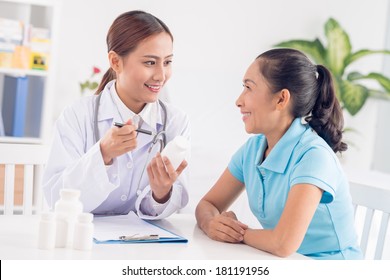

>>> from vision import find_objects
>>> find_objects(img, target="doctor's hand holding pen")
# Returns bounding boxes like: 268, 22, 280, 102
99, 119, 137, 165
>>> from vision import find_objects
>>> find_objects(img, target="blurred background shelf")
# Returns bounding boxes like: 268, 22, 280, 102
0, 0, 60, 144
0, 67, 48, 77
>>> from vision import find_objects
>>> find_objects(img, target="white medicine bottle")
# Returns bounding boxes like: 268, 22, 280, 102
55, 212, 68, 248
161, 135, 189, 170
37, 212, 56, 250
73, 213, 94, 251
54, 188, 83, 247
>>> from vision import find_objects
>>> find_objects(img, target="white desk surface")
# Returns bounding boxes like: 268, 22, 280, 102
0, 214, 308, 260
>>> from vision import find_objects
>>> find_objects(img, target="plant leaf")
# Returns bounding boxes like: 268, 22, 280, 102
340, 80, 369, 116
367, 89, 390, 100
346, 71, 364, 81
347, 72, 390, 92
345, 49, 390, 67
274, 39, 326, 65
89, 82, 99, 90
325, 18, 351, 76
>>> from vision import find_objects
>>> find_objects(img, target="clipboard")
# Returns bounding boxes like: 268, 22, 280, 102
93, 211, 188, 244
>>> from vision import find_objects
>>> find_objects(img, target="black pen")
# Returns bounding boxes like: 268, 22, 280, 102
114, 122, 153, 135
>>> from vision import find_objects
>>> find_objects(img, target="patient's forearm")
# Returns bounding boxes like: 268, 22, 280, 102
195, 200, 220, 232
243, 228, 299, 258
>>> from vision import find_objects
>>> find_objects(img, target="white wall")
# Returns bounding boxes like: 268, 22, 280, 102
52, 0, 390, 215
373, 2, 390, 173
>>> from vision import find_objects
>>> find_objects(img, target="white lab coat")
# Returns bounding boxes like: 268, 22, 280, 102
42, 81, 190, 219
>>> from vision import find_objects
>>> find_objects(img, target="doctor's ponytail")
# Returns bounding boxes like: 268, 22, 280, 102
96, 68, 116, 95
95, 10, 173, 95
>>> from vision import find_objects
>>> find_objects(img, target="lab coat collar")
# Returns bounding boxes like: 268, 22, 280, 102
97, 80, 163, 131
110, 83, 137, 124
260, 118, 308, 174
138, 102, 161, 134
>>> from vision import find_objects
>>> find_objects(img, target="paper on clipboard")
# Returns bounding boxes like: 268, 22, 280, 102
93, 211, 187, 243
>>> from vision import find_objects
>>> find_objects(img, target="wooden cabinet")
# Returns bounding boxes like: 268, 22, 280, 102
0, 164, 24, 206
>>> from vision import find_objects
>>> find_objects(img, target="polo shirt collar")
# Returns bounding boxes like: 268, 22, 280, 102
260, 118, 308, 173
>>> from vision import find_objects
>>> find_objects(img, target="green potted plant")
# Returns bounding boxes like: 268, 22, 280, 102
274, 18, 390, 116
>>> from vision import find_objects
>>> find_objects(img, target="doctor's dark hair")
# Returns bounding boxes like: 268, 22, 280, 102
96, 10, 173, 94
256, 48, 347, 153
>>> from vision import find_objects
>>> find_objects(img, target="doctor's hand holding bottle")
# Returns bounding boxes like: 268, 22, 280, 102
100, 119, 138, 165
147, 152, 188, 203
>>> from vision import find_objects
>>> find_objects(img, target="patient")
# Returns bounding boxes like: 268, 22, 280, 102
195, 48, 363, 260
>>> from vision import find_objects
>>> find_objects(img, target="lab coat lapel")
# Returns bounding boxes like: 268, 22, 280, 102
133, 121, 156, 153
134, 101, 165, 153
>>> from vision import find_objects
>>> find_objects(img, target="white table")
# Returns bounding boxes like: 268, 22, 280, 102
0, 214, 308, 260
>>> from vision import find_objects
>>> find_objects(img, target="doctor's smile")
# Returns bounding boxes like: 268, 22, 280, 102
145, 83, 163, 93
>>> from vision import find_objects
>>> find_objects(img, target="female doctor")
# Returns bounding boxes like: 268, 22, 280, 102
42, 10, 190, 219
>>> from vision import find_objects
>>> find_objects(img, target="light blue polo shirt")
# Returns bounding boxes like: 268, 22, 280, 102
228, 118, 363, 260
